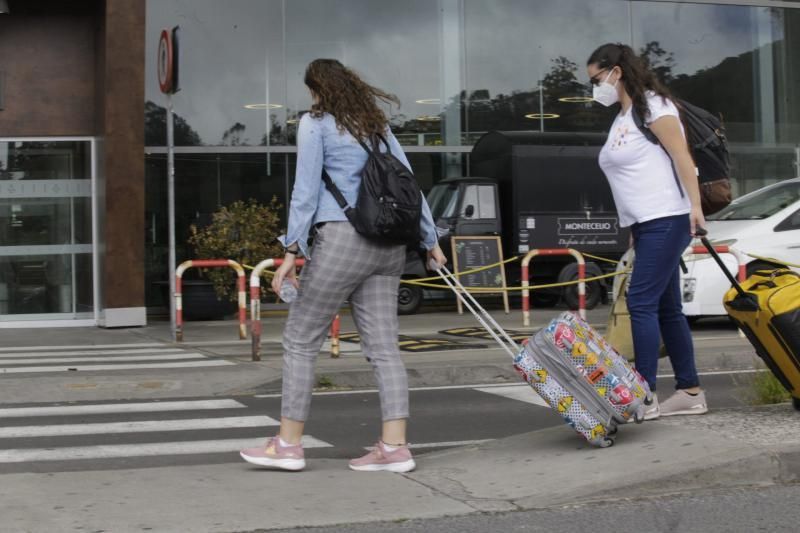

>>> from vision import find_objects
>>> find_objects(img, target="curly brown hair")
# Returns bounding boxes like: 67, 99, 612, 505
304, 59, 400, 140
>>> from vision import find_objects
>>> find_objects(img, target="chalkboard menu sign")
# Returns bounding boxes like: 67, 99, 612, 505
450, 236, 510, 314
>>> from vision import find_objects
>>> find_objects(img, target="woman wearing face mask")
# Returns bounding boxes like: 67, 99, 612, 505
240, 59, 446, 472
586, 43, 707, 420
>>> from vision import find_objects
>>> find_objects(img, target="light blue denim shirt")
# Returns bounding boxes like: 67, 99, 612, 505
279, 112, 438, 257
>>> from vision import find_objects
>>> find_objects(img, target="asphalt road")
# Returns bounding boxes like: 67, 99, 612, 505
0, 371, 756, 475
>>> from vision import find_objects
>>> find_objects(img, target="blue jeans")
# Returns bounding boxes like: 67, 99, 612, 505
628, 215, 699, 392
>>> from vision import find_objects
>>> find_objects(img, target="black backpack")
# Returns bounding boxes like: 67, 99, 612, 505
322, 129, 422, 246
632, 98, 732, 215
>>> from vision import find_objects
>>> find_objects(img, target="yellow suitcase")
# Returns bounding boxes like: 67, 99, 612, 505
700, 233, 800, 410
723, 269, 800, 409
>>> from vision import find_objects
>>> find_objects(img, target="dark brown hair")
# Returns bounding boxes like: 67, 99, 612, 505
587, 43, 672, 122
304, 59, 400, 140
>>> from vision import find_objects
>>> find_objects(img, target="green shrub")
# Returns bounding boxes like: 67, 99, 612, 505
188, 198, 284, 301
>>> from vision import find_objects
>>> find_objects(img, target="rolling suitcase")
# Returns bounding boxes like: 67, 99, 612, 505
434, 264, 653, 447
697, 232, 800, 410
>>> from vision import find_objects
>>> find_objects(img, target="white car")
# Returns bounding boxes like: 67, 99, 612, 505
681, 178, 800, 318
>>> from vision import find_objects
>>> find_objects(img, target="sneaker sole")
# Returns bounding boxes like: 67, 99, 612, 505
240, 452, 306, 471
348, 459, 416, 473
660, 406, 708, 417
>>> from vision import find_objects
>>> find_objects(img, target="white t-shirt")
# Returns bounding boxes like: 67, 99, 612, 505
598, 92, 691, 228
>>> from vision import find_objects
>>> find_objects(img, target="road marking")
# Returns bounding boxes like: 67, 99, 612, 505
0, 436, 332, 463
0, 399, 245, 419
0, 348, 187, 359
0, 343, 168, 352
0, 353, 209, 365
0, 360, 234, 374
0, 415, 279, 438
474, 385, 549, 407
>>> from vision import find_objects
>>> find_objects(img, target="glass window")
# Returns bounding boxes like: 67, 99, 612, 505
461, 184, 496, 219
427, 182, 460, 219
463, 0, 629, 138
631, 3, 800, 195
0, 141, 94, 318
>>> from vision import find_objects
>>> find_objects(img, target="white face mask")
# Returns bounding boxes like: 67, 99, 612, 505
592, 70, 619, 107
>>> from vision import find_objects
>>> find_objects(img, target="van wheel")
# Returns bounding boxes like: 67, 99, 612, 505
563, 278, 602, 310
398, 284, 423, 315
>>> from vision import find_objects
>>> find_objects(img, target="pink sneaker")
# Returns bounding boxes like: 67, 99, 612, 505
349, 441, 416, 473
240, 437, 305, 471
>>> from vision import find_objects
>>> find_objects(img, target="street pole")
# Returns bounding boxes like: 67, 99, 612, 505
167, 95, 177, 341
538, 83, 544, 133
795, 144, 800, 179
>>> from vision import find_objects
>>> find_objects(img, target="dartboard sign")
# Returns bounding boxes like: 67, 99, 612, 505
158, 29, 175, 94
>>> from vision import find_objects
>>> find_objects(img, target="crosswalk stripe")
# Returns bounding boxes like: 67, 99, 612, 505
0, 353, 208, 365
0, 343, 168, 353
474, 385, 549, 407
0, 399, 245, 418
0, 360, 234, 374
0, 415, 278, 438
0, 348, 187, 359
0, 437, 332, 463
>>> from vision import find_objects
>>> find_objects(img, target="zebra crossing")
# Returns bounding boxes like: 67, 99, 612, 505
0, 398, 331, 472
0, 343, 236, 374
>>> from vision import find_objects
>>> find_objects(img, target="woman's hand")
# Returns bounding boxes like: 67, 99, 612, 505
690, 205, 706, 237
271, 253, 299, 294
427, 245, 447, 270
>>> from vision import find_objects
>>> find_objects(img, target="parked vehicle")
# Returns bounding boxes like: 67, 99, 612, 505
681, 178, 800, 318
399, 131, 630, 314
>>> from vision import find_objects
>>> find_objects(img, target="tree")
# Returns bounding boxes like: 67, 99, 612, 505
144, 101, 203, 146
221, 122, 247, 146
639, 41, 677, 85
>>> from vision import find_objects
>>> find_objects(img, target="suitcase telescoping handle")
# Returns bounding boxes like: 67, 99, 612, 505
695, 228, 759, 311
432, 261, 520, 360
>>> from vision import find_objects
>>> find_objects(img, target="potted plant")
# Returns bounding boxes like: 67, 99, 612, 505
183, 198, 285, 320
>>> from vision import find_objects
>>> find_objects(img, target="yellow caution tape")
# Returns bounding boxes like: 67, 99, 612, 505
402, 269, 629, 292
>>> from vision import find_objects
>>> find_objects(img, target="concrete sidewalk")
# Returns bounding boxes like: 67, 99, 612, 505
1, 404, 797, 533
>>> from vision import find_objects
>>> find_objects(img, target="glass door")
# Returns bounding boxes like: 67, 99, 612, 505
0, 139, 95, 322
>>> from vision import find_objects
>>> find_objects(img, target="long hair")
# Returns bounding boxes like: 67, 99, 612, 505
587, 43, 672, 122
304, 59, 400, 140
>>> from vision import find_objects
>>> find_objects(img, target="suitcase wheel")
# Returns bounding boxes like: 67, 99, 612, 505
599, 437, 615, 448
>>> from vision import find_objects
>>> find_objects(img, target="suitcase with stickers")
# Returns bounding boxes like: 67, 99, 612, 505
434, 264, 653, 447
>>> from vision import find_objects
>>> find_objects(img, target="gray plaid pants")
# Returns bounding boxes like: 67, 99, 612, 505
281, 222, 409, 422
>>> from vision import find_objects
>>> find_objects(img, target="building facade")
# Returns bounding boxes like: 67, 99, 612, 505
1, 0, 799, 325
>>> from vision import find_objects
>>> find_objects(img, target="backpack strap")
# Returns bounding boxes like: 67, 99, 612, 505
321, 169, 354, 216
630, 106, 685, 199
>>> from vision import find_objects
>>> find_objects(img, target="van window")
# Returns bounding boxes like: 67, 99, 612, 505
461, 184, 496, 219
427, 184, 459, 219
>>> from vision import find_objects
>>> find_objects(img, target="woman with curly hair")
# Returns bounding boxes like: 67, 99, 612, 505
241, 59, 446, 472
586, 43, 708, 420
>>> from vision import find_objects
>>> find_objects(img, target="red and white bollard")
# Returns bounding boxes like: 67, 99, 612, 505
175, 259, 247, 342
249, 258, 339, 361
521, 248, 586, 327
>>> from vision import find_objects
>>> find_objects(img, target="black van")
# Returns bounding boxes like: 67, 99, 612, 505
399, 130, 628, 314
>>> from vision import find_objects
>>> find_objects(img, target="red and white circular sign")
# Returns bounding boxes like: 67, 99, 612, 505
157, 29, 174, 94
